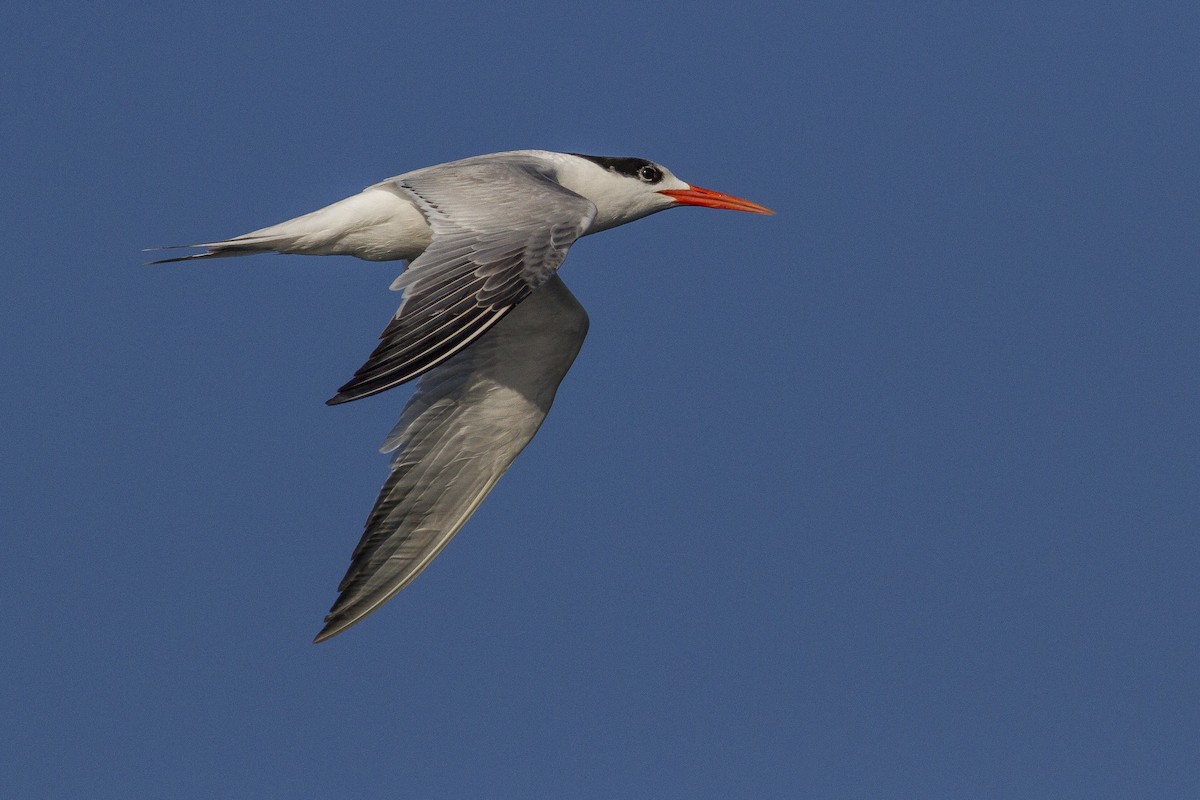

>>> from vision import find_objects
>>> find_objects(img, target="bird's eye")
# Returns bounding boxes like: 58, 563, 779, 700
638, 165, 663, 183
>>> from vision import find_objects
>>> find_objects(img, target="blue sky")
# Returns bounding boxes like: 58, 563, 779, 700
3, 2, 1198, 797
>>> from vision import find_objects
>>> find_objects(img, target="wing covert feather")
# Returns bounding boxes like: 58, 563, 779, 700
327, 160, 596, 404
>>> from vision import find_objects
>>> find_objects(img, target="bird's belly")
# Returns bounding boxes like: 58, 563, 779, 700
302, 187, 433, 262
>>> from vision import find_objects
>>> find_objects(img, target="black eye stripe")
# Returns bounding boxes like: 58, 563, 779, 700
569, 153, 658, 180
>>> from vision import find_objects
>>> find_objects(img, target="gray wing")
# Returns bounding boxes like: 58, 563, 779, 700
314, 275, 590, 642
327, 160, 596, 404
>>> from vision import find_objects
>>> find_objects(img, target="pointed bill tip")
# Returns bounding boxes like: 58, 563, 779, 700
659, 185, 774, 215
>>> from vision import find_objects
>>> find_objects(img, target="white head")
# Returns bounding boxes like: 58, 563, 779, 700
553, 152, 774, 233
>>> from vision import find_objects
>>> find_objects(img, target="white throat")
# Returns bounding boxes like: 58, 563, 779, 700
548, 153, 686, 234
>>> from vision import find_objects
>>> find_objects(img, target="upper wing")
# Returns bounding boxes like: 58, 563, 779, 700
314, 275, 590, 642
327, 159, 596, 404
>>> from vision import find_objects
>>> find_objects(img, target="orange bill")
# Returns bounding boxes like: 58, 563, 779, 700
659, 185, 774, 214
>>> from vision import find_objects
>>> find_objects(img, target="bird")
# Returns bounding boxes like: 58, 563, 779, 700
152, 150, 773, 642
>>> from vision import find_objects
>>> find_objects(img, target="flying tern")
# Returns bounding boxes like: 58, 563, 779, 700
154, 150, 772, 642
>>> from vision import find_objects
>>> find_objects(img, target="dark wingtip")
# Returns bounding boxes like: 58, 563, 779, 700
326, 379, 371, 405
313, 610, 354, 643
326, 373, 398, 405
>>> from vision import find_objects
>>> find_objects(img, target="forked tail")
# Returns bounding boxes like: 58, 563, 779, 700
144, 233, 297, 265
